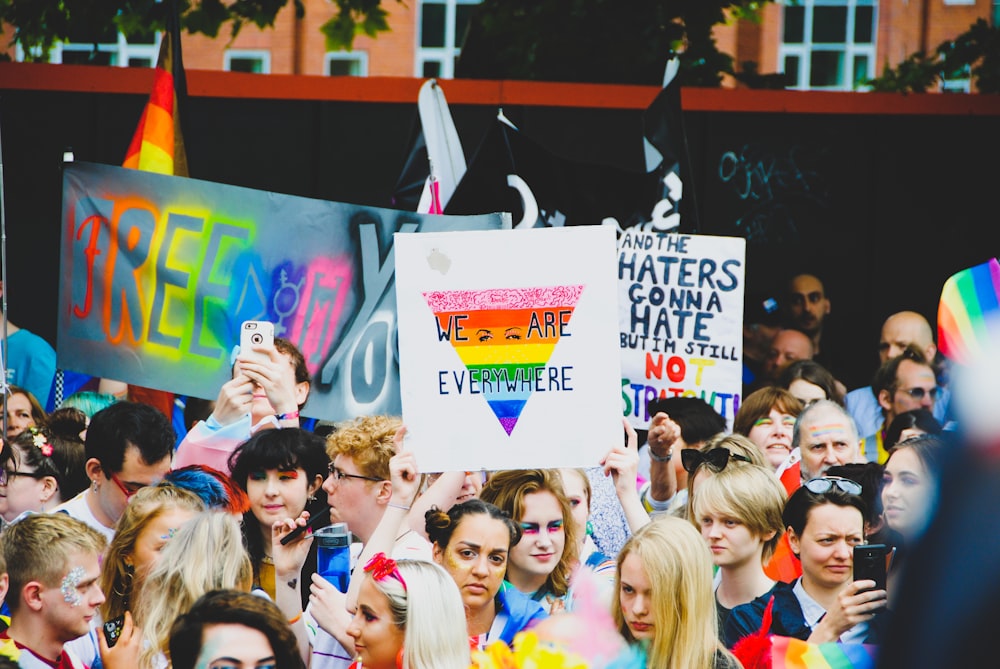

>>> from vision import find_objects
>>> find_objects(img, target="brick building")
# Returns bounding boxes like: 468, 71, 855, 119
2, 0, 996, 90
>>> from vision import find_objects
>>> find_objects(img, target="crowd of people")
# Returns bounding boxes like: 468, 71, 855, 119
0, 270, 958, 668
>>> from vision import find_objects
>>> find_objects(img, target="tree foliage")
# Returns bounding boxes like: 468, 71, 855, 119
868, 19, 1000, 93
0, 0, 775, 87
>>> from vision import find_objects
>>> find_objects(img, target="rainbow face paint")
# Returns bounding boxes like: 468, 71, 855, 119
807, 423, 849, 438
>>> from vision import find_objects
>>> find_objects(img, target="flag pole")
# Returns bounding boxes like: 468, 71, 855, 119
0, 101, 9, 441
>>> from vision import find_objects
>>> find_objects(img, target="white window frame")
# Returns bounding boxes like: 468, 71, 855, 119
777, 0, 878, 91
224, 49, 271, 74
19, 31, 160, 66
415, 0, 481, 79
325, 50, 369, 76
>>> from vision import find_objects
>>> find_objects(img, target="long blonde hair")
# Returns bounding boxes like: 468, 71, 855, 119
133, 512, 253, 668
613, 517, 733, 669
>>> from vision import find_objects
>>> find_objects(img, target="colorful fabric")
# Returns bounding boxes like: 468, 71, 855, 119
938, 257, 1000, 364
770, 635, 877, 669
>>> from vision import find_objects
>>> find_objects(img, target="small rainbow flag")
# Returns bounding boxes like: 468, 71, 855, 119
424, 286, 583, 436
938, 258, 1000, 365
122, 27, 188, 177
770, 636, 877, 669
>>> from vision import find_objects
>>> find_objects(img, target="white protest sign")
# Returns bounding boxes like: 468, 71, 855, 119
618, 231, 745, 428
395, 226, 622, 472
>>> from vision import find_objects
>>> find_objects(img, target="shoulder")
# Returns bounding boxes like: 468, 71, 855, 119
497, 584, 547, 620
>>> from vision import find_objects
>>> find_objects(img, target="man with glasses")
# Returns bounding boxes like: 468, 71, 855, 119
54, 401, 173, 541
860, 346, 939, 464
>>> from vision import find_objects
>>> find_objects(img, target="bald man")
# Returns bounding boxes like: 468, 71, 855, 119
761, 328, 815, 386
845, 311, 951, 437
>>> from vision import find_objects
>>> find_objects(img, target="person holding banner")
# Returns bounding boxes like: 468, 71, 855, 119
174, 337, 310, 475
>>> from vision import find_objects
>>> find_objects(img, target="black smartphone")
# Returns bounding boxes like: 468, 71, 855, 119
853, 543, 889, 591
103, 614, 125, 648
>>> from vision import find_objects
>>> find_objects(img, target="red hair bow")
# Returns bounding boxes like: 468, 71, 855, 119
363, 552, 407, 591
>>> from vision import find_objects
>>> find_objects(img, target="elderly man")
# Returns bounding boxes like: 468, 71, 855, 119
845, 311, 950, 436
775, 400, 862, 495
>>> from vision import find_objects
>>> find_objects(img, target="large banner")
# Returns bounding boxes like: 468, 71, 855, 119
58, 162, 506, 420
619, 230, 746, 427
395, 227, 623, 471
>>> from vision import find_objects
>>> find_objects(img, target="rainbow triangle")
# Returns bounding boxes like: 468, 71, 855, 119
938, 258, 1000, 364
423, 286, 584, 435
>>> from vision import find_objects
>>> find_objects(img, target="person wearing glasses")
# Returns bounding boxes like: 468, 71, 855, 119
723, 477, 888, 649
860, 345, 940, 464
228, 428, 329, 606
0, 423, 86, 523
692, 462, 787, 635
54, 401, 174, 541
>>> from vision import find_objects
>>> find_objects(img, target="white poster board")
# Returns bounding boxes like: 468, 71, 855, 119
618, 231, 746, 428
395, 226, 622, 472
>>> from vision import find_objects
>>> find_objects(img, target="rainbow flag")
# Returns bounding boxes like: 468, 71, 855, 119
938, 258, 1000, 365
122, 27, 188, 177
770, 636, 877, 669
424, 286, 583, 436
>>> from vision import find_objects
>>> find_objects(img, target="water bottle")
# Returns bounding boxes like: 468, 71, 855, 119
314, 522, 351, 592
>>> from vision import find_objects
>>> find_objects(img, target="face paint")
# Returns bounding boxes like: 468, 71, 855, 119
61, 566, 86, 606
159, 527, 179, 540
808, 424, 848, 438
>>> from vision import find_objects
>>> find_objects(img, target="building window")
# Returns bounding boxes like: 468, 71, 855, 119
416, 0, 480, 78
224, 50, 271, 74
326, 51, 369, 76
778, 0, 877, 91
21, 26, 159, 66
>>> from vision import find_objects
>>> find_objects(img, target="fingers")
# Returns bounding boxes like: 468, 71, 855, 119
393, 425, 408, 450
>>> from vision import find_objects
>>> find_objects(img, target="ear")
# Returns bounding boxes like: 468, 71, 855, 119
308, 474, 324, 497
294, 381, 310, 407
375, 479, 393, 505
432, 542, 444, 565
762, 529, 778, 543
39, 476, 59, 504
925, 343, 938, 362
877, 389, 893, 412
823, 298, 831, 315
85, 458, 105, 483
786, 527, 801, 558
23, 581, 45, 612
0, 573, 8, 603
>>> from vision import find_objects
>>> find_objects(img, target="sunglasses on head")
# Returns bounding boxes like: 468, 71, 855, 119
681, 447, 753, 474
803, 476, 863, 496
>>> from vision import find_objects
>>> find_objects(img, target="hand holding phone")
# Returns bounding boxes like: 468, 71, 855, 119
103, 614, 125, 648
853, 543, 889, 591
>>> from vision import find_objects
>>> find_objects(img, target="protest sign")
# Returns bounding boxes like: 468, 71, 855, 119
619, 230, 746, 427
395, 226, 622, 472
58, 161, 506, 420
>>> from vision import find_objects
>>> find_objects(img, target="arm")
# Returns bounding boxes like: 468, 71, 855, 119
806, 580, 888, 644
600, 419, 649, 533
407, 470, 467, 537
272, 512, 315, 667
645, 412, 679, 503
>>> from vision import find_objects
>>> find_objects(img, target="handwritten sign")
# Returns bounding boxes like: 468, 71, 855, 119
58, 162, 506, 420
618, 231, 745, 427
395, 227, 622, 472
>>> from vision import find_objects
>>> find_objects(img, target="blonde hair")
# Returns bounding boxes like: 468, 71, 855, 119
480, 469, 579, 598
2, 513, 106, 613
613, 517, 733, 669
134, 512, 252, 668
367, 560, 470, 669
325, 415, 401, 480
691, 464, 787, 562
100, 484, 206, 621
684, 433, 767, 522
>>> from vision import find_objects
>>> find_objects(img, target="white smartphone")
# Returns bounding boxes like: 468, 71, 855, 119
240, 320, 275, 363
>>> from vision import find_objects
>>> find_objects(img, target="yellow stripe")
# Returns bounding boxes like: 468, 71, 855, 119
136, 141, 174, 175
454, 343, 556, 366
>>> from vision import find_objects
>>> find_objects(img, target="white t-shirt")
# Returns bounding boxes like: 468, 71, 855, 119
53, 490, 116, 542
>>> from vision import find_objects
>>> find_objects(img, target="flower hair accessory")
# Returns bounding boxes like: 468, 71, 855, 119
363, 552, 407, 591
30, 428, 53, 457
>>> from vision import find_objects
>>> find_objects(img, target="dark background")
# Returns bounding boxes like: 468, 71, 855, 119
1, 82, 996, 391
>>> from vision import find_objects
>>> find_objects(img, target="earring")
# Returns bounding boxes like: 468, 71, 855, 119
308, 494, 317, 503
586, 520, 594, 537
91, 480, 99, 492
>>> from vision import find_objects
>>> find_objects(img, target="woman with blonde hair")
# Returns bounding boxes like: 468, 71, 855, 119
133, 511, 254, 668
346, 554, 470, 669
479, 469, 579, 613
615, 516, 740, 669
682, 433, 767, 522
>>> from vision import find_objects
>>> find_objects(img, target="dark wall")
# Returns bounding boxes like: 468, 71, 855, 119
1, 87, 994, 390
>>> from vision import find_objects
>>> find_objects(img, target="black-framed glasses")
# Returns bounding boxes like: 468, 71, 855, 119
895, 386, 940, 402
681, 448, 753, 474
804, 476, 863, 496
0, 468, 46, 486
327, 463, 382, 483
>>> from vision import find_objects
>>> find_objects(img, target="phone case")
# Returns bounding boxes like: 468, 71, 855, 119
853, 543, 888, 590
240, 321, 275, 361
103, 615, 125, 647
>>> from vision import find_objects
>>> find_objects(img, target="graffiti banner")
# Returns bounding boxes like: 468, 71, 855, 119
394, 227, 622, 472
619, 230, 746, 428
58, 162, 507, 420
